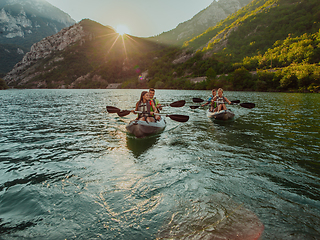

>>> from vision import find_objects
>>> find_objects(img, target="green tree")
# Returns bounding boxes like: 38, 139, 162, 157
255, 70, 279, 91
279, 70, 298, 90
231, 67, 253, 90
206, 67, 217, 80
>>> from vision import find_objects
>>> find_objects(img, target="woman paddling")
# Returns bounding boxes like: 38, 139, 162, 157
132, 91, 158, 122
211, 88, 232, 112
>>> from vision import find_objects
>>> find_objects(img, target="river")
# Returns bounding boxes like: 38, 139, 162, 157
0, 89, 319, 239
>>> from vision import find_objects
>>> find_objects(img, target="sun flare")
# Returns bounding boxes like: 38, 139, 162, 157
116, 24, 130, 35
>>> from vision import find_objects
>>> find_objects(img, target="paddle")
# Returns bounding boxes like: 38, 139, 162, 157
106, 106, 137, 116
192, 98, 240, 104
192, 97, 204, 103
106, 106, 121, 113
167, 114, 189, 122
165, 100, 185, 107
120, 110, 189, 122
117, 110, 131, 117
190, 99, 241, 109
117, 110, 189, 122
107, 100, 185, 114
106, 104, 189, 122
240, 102, 255, 109
191, 101, 255, 109
190, 97, 206, 109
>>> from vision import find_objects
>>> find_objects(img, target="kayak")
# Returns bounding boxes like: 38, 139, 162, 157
207, 109, 235, 121
126, 117, 166, 138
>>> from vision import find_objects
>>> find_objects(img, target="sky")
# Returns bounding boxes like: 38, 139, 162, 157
45, 0, 214, 37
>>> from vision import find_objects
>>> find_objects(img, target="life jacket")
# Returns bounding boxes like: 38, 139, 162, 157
137, 101, 151, 118
208, 95, 217, 108
217, 96, 226, 105
149, 98, 159, 113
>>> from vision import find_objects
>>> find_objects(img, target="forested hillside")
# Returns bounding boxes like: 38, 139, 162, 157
142, 0, 320, 92
151, 0, 253, 46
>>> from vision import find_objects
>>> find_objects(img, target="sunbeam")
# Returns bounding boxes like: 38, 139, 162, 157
121, 35, 128, 59
107, 34, 120, 54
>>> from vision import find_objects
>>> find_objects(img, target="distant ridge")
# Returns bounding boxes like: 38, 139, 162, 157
152, 0, 253, 46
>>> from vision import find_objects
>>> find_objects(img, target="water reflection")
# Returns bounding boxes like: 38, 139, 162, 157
156, 193, 264, 239
126, 134, 160, 157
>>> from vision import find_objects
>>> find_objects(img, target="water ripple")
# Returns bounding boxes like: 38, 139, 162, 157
0, 89, 319, 239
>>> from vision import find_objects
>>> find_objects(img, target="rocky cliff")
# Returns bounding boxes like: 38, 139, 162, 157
4, 19, 166, 89
153, 0, 253, 45
4, 22, 89, 86
0, 0, 75, 75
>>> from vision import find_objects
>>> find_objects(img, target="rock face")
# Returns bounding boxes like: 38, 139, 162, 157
0, 0, 75, 75
4, 22, 88, 86
0, 0, 75, 44
154, 0, 253, 45
3, 18, 166, 89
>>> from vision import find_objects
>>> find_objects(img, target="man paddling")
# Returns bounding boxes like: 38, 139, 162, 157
149, 88, 162, 111
149, 88, 162, 120
202, 89, 217, 112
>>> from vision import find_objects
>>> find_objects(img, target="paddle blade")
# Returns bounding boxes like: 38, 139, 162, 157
193, 97, 204, 103
117, 110, 131, 117
240, 103, 255, 109
106, 106, 120, 113
169, 100, 186, 107
167, 114, 189, 123
231, 100, 240, 104
190, 105, 200, 109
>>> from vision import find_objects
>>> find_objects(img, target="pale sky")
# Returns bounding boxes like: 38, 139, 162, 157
45, 0, 214, 37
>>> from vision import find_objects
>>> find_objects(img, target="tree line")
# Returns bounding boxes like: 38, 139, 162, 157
121, 0, 320, 92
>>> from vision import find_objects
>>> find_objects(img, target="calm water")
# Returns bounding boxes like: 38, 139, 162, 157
0, 89, 319, 240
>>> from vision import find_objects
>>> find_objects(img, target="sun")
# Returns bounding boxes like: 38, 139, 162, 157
116, 24, 130, 35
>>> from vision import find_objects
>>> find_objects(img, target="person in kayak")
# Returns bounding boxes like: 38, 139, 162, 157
211, 88, 232, 112
202, 89, 217, 112
149, 88, 162, 120
132, 91, 158, 122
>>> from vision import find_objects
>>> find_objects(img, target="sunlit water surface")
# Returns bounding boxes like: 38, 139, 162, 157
0, 89, 319, 239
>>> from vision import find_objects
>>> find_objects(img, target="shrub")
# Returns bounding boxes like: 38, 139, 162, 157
0, 78, 9, 90
231, 67, 253, 90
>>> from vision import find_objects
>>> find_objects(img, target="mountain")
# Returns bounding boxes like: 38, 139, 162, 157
4, 0, 320, 92
152, 0, 253, 46
183, 0, 320, 57
145, 0, 320, 92
4, 19, 168, 89
0, 0, 75, 76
